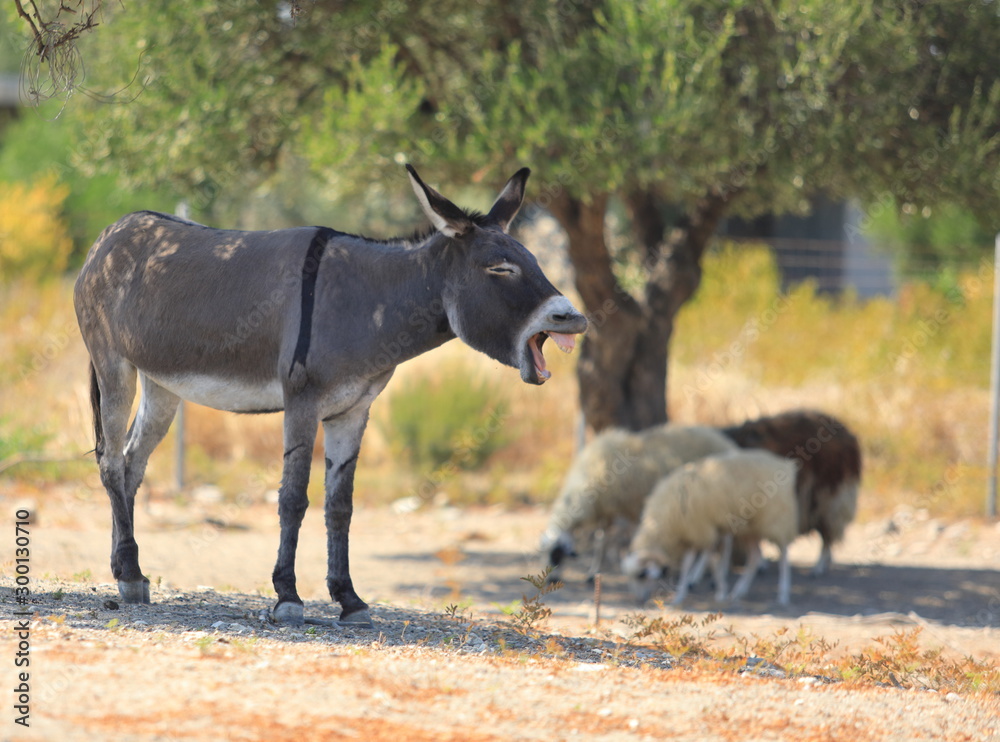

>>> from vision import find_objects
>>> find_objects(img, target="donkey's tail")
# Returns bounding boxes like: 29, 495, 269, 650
89, 361, 104, 461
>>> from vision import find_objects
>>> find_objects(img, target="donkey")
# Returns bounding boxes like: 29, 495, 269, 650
74, 165, 587, 627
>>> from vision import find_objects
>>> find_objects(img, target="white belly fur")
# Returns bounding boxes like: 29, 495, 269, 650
149, 373, 285, 412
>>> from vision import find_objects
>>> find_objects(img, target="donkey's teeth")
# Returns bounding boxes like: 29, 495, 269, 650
529, 332, 551, 382
547, 332, 576, 354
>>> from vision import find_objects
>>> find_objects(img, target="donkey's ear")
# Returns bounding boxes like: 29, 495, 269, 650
406, 165, 474, 238
486, 167, 531, 233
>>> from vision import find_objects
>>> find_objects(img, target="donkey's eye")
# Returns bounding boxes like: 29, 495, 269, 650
486, 262, 519, 277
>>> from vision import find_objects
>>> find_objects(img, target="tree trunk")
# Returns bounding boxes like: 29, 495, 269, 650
549, 189, 734, 435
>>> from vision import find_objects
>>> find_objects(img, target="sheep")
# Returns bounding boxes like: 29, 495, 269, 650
621, 449, 799, 606
721, 409, 861, 575
540, 423, 737, 581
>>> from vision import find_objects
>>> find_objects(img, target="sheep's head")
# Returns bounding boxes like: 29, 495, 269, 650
540, 529, 577, 570
621, 550, 668, 605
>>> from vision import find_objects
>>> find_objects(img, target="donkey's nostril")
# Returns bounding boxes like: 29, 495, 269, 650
550, 310, 588, 332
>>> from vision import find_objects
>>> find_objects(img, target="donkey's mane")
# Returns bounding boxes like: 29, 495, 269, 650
141, 208, 497, 250
368, 208, 492, 247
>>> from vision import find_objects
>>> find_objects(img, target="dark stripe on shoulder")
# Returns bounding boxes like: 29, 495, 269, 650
291, 227, 334, 375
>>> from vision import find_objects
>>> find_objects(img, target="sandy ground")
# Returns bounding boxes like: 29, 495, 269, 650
2, 486, 1000, 740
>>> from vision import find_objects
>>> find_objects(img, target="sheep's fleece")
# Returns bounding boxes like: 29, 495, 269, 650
626, 448, 799, 568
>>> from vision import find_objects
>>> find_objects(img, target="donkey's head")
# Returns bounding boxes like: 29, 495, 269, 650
407, 165, 587, 384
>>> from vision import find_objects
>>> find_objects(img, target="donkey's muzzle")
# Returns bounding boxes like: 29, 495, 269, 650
518, 297, 588, 384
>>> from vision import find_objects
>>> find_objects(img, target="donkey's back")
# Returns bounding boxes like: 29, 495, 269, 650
76, 211, 315, 382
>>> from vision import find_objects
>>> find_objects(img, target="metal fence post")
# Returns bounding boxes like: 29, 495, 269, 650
988, 233, 1000, 519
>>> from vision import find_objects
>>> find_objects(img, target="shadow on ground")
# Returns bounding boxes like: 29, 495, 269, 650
380, 547, 1000, 628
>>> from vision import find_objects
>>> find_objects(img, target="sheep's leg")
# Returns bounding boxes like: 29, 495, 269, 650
810, 541, 832, 577
776, 545, 791, 605
687, 548, 711, 590
728, 540, 762, 601
712, 533, 733, 602
671, 549, 697, 606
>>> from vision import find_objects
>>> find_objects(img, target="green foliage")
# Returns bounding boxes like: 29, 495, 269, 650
65, 0, 1000, 218
0, 109, 172, 265
0, 416, 50, 461
299, 43, 426, 183
0, 5, 25, 71
378, 360, 511, 473
863, 196, 995, 276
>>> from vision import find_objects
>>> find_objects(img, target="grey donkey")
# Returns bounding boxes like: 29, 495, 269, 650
74, 166, 588, 627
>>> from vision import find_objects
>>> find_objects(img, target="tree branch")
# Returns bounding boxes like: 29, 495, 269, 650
13, 0, 44, 52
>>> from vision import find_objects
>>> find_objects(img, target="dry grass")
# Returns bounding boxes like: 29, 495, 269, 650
621, 608, 1000, 694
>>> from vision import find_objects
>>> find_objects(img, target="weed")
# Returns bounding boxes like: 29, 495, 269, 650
194, 635, 217, 655
444, 601, 472, 621
840, 628, 1000, 693
734, 626, 839, 678
623, 611, 1000, 694
230, 637, 260, 653
622, 609, 726, 660
503, 567, 562, 637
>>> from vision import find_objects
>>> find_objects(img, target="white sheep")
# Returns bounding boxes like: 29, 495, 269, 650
621, 449, 799, 606
540, 423, 737, 581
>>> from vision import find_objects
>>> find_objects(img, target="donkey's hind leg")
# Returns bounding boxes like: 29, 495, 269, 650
93, 360, 149, 602
124, 374, 180, 500
119, 375, 181, 589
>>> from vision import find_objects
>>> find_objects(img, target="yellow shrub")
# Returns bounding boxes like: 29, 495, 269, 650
0, 176, 73, 281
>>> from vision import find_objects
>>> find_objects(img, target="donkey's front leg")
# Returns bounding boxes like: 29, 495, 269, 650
270, 401, 320, 626
322, 406, 372, 627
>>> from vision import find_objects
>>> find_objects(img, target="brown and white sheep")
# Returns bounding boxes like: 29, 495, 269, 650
721, 409, 861, 575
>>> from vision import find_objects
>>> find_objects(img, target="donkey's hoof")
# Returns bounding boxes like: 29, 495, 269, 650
270, 601, 305, 626
118, 579, 150, 604
338, 607, 373, 628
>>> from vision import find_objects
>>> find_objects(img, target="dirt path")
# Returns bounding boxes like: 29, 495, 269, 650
2, 488, 999, 740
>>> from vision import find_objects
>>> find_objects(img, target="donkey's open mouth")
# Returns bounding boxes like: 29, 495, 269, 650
516, 295, 587, 384
528, 331, 578, 382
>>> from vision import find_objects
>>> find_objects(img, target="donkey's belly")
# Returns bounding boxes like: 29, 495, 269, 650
148, 372, 285, 413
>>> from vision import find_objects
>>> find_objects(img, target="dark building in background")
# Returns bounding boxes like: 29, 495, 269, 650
1, 73, 20, 131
